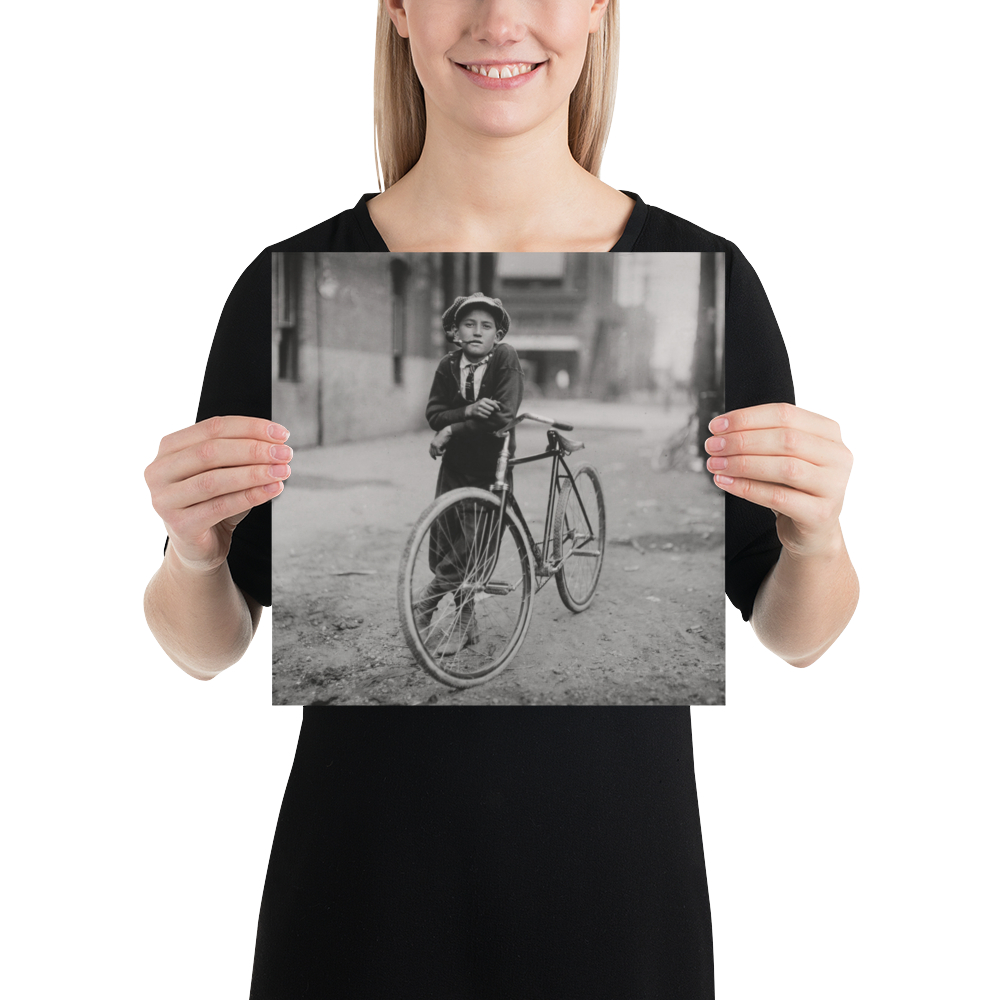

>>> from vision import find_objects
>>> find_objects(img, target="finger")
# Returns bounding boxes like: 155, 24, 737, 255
169, 481, 284, 540
156, 416, 289, 461
704, 427, 845, 468
156, 462, 290, 515
710, 403, 842, 444
152, 437, 294, 489
706, 453, 835, 498
712, 474, 837, 525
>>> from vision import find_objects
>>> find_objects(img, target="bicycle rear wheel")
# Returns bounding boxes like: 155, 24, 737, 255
553, 463, 606, 612
398, 487, 535, 688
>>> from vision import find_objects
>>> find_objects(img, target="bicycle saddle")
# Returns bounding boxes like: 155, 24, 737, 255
548, 429, 585, 453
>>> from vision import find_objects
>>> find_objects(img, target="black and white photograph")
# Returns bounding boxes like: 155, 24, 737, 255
272, 251, 726, 705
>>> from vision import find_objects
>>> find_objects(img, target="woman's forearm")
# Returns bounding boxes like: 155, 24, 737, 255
750, 525, 859, 667
144, 544, 262, 680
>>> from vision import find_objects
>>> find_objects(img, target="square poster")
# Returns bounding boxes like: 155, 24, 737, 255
272, 252, 725, 706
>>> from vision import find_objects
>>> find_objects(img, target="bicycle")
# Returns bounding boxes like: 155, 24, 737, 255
397, 411, 606, 688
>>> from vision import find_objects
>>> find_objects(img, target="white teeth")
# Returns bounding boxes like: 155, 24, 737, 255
465, 62, 537, 78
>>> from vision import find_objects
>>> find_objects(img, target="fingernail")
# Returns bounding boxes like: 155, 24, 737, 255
709, 416, 729, 433
270, 445, 293, 461
268, 423, 290, 440
263, 482, 282, 495
707, 457, 728, 471
714, 474, 734, 486
706, 436, 726, 453
269, 464, 290, 479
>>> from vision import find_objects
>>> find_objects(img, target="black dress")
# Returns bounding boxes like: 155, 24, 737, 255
193, 194, 794, 999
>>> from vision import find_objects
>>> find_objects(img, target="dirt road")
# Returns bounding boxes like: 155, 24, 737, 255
272, 402, 724, 706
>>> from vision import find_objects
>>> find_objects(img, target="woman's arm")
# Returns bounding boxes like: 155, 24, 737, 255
707, 403, 859, 666
748, 527, 858, 667
144, 415, 291, 678
144, 548, 263, 680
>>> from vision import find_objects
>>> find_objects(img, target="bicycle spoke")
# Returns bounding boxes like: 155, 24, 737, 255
400, 489, 534, 684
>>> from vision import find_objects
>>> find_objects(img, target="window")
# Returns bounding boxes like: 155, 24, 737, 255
495, 252, 566, 288
274, 252, 300, 381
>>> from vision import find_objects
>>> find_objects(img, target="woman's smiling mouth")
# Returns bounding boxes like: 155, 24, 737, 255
454, 60, 545, 89
459, 62, 540, 78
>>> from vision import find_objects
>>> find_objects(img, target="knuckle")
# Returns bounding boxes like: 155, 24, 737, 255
780, 429, 798, 453
195, 439, 217, 465
195, 471, 217, 496
774, 402, 795, 426
205, 415, 225, 439
209, 494, 232, 520
782, 457, 802, 483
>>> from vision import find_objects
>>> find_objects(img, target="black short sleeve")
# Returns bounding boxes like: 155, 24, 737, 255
193, 250, 272, 607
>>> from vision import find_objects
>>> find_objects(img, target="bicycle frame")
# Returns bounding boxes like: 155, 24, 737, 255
489, 425, 598, 587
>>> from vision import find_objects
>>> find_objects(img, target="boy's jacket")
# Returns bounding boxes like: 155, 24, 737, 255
425, 342, 524, 482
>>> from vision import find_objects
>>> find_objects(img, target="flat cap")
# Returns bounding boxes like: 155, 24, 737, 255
441, 293, 511, 338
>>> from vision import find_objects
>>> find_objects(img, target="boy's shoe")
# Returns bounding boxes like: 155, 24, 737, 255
412, 588, 442, 633
439, 603, 480, 657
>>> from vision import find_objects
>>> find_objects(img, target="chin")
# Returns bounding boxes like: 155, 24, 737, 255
475, 107, 551, 139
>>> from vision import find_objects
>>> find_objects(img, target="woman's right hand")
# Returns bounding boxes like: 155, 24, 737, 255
145, 416, 292, 574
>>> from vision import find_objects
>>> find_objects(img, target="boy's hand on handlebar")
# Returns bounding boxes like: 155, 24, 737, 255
465, 397, 500, 420
145, 416, 292, 573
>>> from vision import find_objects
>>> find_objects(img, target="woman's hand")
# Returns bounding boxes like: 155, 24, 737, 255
705, 403, 852, 557
429, 425, 453, 459
145, 416, 292, 574
465, 397, 500, 420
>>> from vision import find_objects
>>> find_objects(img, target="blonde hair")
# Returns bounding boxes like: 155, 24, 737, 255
374, 0, 620, 190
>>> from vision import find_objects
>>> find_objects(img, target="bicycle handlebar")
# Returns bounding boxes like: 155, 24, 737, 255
516, 410, 574, 432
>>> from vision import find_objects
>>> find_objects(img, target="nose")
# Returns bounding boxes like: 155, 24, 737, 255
471, 0, 527, 47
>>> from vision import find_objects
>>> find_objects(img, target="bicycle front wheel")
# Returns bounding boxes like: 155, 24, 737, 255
553, 463, 606, 612
398, 488, 535, 688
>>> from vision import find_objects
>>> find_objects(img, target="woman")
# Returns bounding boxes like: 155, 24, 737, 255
367, 0, 635, 250
143, 0, 860, 679
145, 2, 858, 995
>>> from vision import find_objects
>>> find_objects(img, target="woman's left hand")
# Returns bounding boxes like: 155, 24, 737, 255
705, 403, 853, 558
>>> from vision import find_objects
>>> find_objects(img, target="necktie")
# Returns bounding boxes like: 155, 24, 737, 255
463, 356, 490, 401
